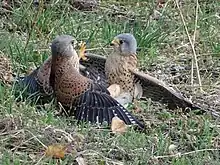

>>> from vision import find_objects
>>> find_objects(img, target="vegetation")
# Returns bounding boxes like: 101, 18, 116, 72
0, 0, 219, 164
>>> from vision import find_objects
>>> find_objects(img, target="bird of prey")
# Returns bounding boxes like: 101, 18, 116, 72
79, 33, 220, 117
16, 35, 144, 129
15, 33, 219, 118
14, 42, 88, 103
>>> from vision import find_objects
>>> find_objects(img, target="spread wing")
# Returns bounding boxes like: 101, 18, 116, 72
79, 53, 108, 87
14, 57, 53, 103
79, 53, 207, 112
131, 70, 220, 117
73, 82, 144, 129
131, 70, 198, 109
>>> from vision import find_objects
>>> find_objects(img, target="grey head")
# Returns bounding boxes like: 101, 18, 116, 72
111, 33, 137, 55
51, 35, 77, 57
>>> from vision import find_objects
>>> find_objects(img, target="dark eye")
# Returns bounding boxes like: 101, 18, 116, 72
71, 40, 74, 45
119, 40, 124, 44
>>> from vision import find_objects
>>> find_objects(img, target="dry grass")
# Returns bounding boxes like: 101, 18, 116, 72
0, 0, 220, 164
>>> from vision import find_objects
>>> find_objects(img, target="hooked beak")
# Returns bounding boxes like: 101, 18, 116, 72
110, 38, 120, 46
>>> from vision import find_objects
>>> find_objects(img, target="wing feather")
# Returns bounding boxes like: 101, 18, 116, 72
131, 70, 220, 118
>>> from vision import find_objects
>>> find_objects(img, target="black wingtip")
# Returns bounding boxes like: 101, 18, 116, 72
75, 107, 145, 131
13, 70, 41, 102
189, 104, 220, 118
113, 106, 145, 130
16, 75, 39, 94
71, 83, 145, 131
74, 97, 145, 130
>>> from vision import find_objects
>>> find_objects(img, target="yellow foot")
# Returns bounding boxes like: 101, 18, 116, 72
79, 41, 87, 60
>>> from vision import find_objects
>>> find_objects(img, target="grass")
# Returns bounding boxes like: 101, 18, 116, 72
0, 0, 220, 164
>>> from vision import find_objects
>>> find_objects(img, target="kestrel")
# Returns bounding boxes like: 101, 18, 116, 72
79, 33, 220, 117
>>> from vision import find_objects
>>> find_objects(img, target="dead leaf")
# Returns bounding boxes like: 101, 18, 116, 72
107, 84, 121, 98
111, 117, 128, 134
76, 156, 87, 165
45, 144, 67, 159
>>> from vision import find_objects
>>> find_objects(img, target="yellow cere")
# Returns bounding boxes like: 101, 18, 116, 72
111, 38, 120, 45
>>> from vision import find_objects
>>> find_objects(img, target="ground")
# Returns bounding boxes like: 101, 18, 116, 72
0, 0, 220, 164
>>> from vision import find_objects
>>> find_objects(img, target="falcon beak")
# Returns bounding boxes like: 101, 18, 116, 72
110, 38, 120, 46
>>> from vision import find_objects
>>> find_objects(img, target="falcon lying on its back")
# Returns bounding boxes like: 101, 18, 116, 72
79, 33, 220, 117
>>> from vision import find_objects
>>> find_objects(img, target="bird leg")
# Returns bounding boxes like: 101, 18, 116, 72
78, 41, 87, 60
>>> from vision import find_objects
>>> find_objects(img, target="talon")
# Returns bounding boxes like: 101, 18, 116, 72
79, 41, 87, 60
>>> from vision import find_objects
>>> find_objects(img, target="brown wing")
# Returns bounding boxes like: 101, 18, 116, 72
131, 70, 203, 109
131, 70, 220, 117
15, 56, 53, 102
35, 56, 53, 95
79, 53, 108, 88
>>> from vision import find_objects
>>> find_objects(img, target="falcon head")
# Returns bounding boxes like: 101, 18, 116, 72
110, 33, 137, 55
51, 35, 78, 57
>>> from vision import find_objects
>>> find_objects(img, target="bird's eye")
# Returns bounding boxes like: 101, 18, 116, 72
119, 40, 124, 44
71, 40, 75, 45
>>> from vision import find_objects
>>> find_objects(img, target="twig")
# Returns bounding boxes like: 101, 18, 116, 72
11, 136, 35, 151
191, 0, 199, 86
24, 0, 44, 50
27, 130, 47, 148
153, 148, 220, 159
0, 7, 22, 16
215, 13, 220, 19
35, 154, 45, 165
77, 150, 124, 165
53, 128, 75, 142
175, 0, 202, 91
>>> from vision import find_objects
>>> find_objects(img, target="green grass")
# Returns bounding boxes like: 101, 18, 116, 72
0, 0, 220, 164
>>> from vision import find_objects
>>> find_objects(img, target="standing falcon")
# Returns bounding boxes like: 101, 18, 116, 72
48, 35, 144, 128
79, 33, 220, 117
80, 33, 196, 109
